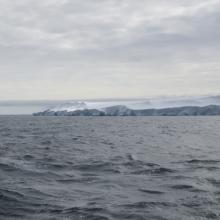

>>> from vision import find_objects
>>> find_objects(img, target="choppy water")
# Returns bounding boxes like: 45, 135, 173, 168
0, 116, 220, 220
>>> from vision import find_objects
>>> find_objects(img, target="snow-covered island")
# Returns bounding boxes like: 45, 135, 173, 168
33, 98, 220, 116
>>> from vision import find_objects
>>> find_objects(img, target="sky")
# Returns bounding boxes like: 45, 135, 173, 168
0, 0, 220, 100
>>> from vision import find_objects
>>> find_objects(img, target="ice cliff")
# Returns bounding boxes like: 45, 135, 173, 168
33, 105, 220, 116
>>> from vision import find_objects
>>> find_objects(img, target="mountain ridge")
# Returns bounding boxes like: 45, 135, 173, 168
33, 104, 220, 116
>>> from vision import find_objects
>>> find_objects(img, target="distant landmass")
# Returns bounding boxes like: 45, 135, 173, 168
1, 95, 220, 115
33, 104, 220, 116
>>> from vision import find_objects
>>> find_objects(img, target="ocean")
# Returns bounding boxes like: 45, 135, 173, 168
0, 116, 220, 219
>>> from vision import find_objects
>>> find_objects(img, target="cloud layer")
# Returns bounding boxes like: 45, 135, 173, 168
0, 0, 219, 99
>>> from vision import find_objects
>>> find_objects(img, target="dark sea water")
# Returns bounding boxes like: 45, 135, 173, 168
0, 116, 220, 220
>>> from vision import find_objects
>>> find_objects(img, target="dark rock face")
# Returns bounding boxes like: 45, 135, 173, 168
104, 105, 134, 116
33, 105, 220, 116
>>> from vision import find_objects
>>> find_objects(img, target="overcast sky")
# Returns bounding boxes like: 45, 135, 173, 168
0, 0, 219, 100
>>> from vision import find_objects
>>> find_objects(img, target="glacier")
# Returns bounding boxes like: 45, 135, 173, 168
40, 95, 220, 112
34, 95, 220, 111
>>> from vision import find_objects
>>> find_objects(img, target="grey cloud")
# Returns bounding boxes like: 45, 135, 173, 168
0, 0, 219, 99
